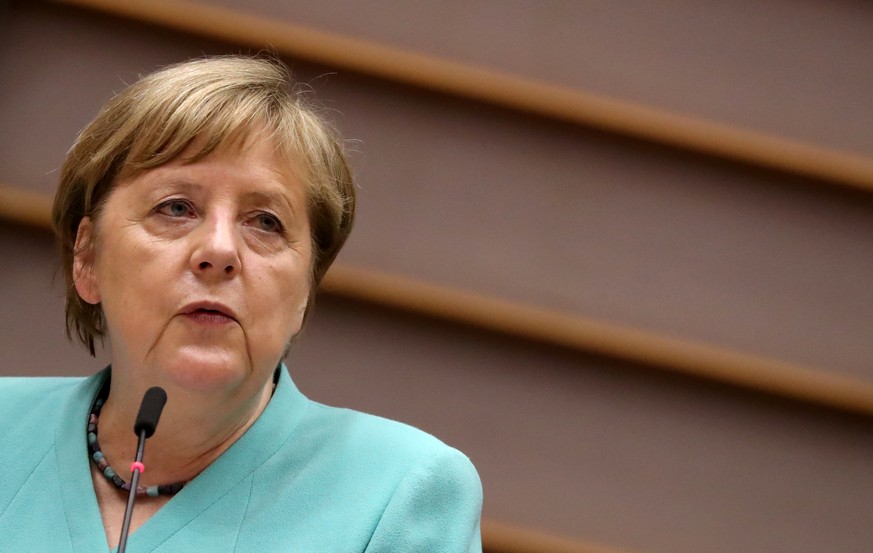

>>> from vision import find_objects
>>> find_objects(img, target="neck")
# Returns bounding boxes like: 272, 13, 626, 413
94, 370, 274, 487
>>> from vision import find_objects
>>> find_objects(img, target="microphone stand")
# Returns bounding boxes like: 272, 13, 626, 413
117, 387, 167, 553
117, 429, 148, 553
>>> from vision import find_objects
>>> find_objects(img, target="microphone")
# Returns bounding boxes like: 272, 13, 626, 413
134, 387, 167, 439
118, 387, 167, 553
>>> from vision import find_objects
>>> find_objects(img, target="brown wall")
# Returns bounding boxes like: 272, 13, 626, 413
2, 2, 872, 553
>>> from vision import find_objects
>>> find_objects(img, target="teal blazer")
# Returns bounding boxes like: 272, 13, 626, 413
0, 367, 482, 552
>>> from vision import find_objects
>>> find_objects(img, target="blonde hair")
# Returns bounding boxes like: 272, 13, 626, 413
52, 56, 355, 355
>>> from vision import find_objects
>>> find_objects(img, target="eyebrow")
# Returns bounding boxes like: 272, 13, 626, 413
242, 189, 301, 218
148, 178, 205, 195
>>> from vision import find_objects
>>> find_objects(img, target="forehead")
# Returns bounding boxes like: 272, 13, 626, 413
121, 114, 306, 180
124, 126, 305, 191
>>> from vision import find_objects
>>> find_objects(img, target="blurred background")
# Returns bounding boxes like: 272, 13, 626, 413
1, 1, 872, 552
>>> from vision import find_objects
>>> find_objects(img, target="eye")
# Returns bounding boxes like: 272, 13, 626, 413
156, 199, 195, 218
253, 213, 284, 233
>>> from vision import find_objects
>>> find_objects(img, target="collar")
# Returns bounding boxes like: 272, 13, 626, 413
56, 364, 309, 552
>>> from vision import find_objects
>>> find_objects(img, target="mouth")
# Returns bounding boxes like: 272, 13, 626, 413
180, 301, 238, 325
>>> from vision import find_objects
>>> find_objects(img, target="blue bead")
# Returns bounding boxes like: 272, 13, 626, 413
146, 486, 160, 497
92, 451, 104, 462
88, 432, 97, 445
104, 467, 116, 478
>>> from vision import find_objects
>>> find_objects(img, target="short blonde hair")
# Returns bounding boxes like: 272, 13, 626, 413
52, 56, 355, 355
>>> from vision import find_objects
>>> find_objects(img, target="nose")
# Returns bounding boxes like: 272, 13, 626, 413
190, 214, 241, 279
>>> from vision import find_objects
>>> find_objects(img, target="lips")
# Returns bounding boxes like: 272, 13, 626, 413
180, 301, 239, 324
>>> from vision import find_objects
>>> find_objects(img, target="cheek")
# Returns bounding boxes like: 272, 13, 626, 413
95, 234, 179, 325
243, 281, 307, 370
96, 268, 154, 343
253, 264, 310, 335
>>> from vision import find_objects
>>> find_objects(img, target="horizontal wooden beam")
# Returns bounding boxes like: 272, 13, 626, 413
482, 520, 641, 553
320, 265, 873, 418
5, 184, 873, 421
0, 186, 53, 229
56, 0, 873, 194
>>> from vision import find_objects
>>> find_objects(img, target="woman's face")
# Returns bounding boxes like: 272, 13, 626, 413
73, 133, 311, 399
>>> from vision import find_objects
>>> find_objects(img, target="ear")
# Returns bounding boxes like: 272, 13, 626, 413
73, 217, 101, 305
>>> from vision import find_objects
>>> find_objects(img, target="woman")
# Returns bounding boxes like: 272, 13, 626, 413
0, 56, 482, 552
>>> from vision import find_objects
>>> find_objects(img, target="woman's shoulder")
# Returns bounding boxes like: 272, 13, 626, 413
0, 376, 86, 413
287, 400, 481, 497
0, 375, 100, 437
0, 375, 85, 389
288, 401, 483, 550
0, 377, 89, 458
304, 400, 470, 462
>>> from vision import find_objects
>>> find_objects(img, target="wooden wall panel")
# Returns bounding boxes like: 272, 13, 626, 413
196, 0, 873, 156
2, 3, 872, 553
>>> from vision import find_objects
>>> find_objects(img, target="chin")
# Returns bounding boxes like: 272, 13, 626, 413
159, 349, 250, 395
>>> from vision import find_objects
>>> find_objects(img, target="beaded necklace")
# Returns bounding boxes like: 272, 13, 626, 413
87, 390, 186, 497
87, 367, 280, 497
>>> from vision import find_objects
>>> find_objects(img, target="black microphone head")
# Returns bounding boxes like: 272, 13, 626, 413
133, 386, 167, 439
